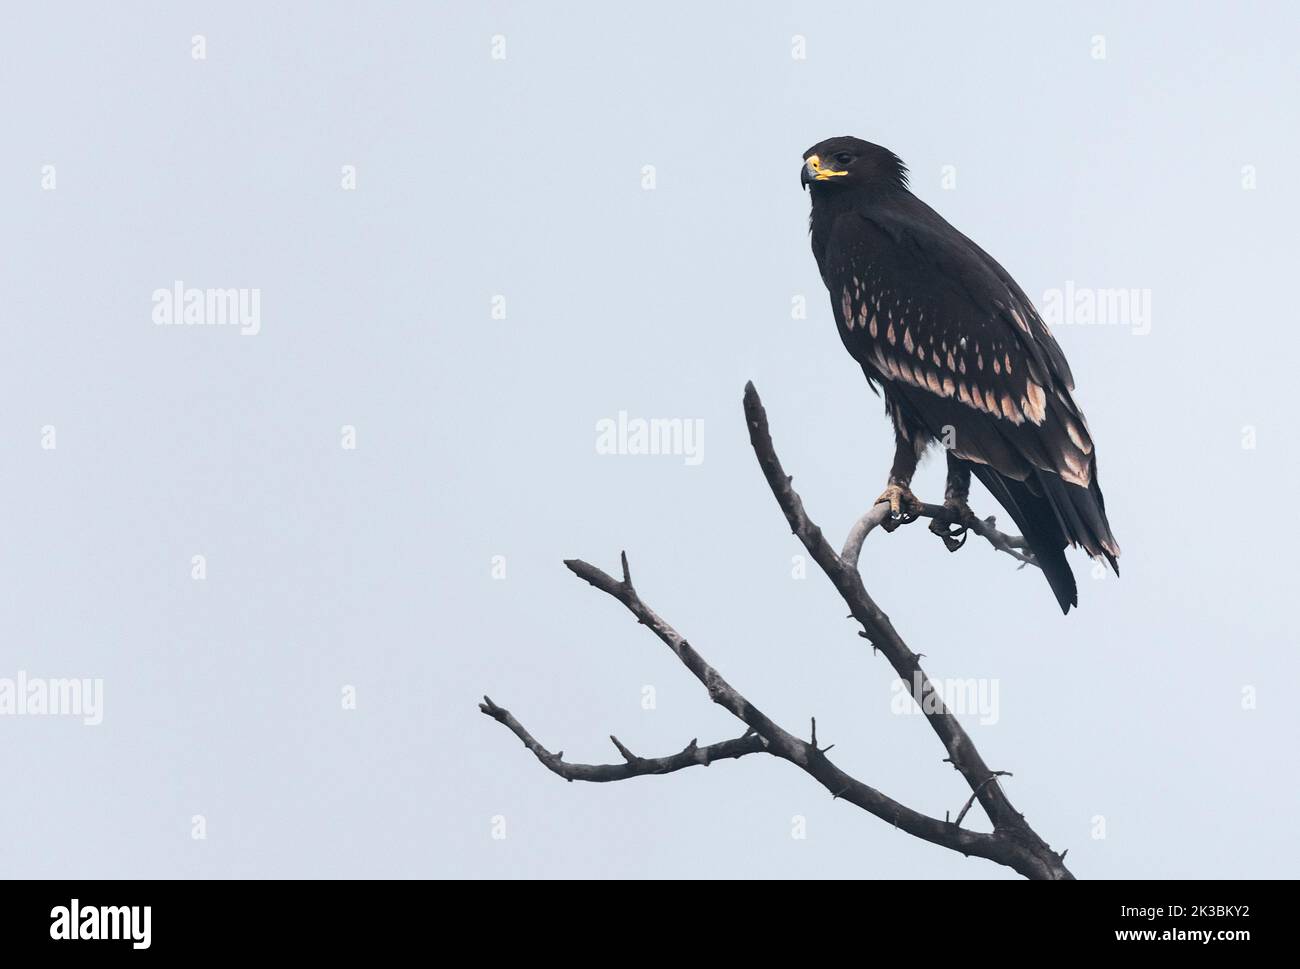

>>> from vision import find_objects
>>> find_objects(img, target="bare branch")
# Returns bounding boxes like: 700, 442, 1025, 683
555, 558, 1002, 862
480, 381, 1076, 880
478, 696, 767, 782
954, 771, 1014, 828
841, 501, 1036, 570
742, 381, 1072, 880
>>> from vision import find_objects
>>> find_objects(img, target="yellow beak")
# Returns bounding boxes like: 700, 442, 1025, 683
805, 154, 848, 181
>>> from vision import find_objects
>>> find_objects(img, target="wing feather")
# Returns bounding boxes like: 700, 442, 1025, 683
824, 203, 1095, 490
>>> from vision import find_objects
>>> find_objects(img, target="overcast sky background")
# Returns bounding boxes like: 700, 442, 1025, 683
2, 2, 1296, 879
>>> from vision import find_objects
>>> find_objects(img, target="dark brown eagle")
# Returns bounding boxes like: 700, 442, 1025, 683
802, 136, 1119, 612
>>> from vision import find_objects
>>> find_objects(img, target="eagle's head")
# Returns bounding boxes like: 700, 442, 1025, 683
801, 137, 909, 191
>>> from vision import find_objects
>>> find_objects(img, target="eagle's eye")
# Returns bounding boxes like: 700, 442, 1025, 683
833, 152, 854, 165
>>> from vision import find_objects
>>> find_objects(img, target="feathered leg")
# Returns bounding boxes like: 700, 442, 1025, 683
875, 428, 924, 520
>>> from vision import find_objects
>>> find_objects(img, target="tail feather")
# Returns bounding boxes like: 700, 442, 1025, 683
1039, 473, 1120, 574
966, 462, 1119, 613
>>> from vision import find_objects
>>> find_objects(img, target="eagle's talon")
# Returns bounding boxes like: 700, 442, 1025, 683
929, 517, 969, 552
875, 483, 921, 527
929, 499, 975, 551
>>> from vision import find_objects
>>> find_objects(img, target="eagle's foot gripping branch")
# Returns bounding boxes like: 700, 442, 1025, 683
875, 482, 922, 529
929, 499, 975, 552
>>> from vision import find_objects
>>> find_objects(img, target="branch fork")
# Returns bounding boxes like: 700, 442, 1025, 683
481, 382, 1074, 880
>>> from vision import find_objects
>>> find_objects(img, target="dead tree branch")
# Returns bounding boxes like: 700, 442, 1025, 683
479, 695, 768, 781
481, 382, 1074, 880
742, 381, 1071, 879
555, 555, 1008, 861
841, 501, 1035, 570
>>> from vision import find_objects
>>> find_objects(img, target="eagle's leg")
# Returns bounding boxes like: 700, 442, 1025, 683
929, 452, 974, 551
875, 431, 924, 523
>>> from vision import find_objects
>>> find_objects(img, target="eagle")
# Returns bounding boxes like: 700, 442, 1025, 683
802, 136, 1119, 612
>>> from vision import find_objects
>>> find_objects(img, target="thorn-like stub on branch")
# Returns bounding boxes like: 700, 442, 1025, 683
1059, 849, 1069, 861
620, 551, 632, 587
610, 735, 637, 764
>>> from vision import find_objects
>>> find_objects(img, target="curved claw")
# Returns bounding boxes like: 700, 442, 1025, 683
929, 499, 978, 552
929, 516, 969, 552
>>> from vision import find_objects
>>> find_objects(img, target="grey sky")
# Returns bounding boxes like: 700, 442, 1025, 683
2, 1, 1296, 879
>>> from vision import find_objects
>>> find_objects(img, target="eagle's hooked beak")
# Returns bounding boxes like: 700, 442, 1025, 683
802, 154, 847, 188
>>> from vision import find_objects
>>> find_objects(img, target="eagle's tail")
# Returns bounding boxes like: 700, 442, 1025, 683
967, 463, 1119, 614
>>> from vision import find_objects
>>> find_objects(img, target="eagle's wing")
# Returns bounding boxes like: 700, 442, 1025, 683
824, 199, 1119, 565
